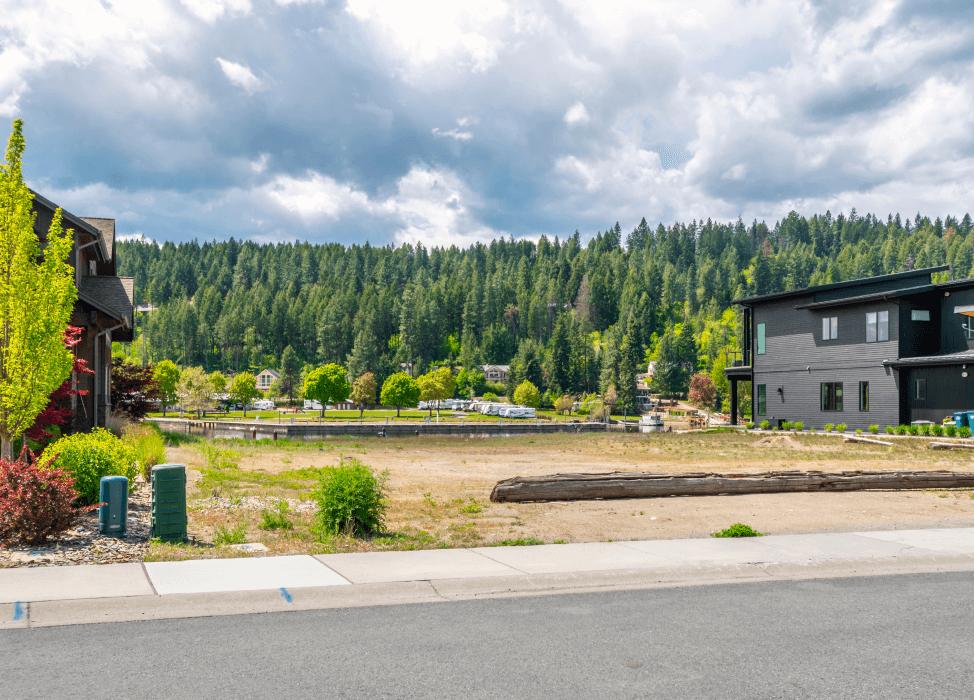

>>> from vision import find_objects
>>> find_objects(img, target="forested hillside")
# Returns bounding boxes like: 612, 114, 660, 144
117, 211, 973, 409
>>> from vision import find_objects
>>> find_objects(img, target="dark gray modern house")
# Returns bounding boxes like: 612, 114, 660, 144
726, 265, 974, 430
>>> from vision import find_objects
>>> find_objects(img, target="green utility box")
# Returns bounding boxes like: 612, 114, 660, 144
151, 464, 187, 542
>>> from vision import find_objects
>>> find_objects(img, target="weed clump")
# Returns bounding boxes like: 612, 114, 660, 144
313, 459, 386, 537
712, 523, 763, 538
259, 499, 294, 531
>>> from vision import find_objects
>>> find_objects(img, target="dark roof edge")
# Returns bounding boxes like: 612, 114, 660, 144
793, 284, 937, 310
30, 189, 110, 260
884, 354, 974, 368
733, 264, 950, 306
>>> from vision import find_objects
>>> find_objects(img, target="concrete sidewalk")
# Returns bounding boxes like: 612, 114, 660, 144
2, 527, 973, 629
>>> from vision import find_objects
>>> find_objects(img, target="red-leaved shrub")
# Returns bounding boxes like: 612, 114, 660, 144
0, 453, 89, 547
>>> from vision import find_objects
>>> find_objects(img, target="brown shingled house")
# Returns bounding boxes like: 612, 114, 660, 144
32, 191, 135, 432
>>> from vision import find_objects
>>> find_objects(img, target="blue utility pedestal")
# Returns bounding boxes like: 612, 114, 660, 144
99, 476, 129, 537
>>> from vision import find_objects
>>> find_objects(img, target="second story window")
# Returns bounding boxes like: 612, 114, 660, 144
865, 310, 889, 343
756, 322, 766, 355
822, 316, 838, 340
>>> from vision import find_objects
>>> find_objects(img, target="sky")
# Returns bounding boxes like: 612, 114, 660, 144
2, 0, 973, 246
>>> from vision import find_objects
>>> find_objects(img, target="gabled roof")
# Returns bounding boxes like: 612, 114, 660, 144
258, 368, 280, 378
30, 189, 112, 261
733, 265, 950, 306
78, 276, 134, 327
81, 216, 115, 255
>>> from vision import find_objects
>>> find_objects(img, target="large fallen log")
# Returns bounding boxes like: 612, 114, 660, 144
843, 436, 893, 446
489, 469, 974, 503
930, 441, 974, 450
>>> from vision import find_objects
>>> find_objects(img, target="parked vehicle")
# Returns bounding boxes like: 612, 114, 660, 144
303, 399, 323, 411
498, 406, 536, 419
639, 413, 664, 433
252, 399, 276, 411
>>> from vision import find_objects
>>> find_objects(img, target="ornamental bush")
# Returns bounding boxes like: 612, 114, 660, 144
759, 420, 771, 430
0, 453, 87, 546
314, 459, 386, 537
792, 421, 804, 431
931, 424, 944, 437
835, 423, 847, 433
123, 423, 166, 480
959, 426, 972, 438
885, 425, 896, 435
945, 424, 958, 438
41, 428, 138, 504
712, 523, 763, 538
823, 423, 834, 432
869, 425, 880, 434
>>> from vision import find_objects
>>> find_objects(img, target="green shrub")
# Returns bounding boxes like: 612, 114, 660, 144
314, 459, 386, 537
712, 523, 764, 538
744, 422, 755, 430
835, 423, 847, 433
780, 421, 792, 431
896, 424, 909, 435
945, 424, 957, 438
123, 423, 167, 480
259, 500, 294, 531
869, 425, 880, 434
919, 424, 932, 436
482, 391, 498, 402
855, 428, 863, 436
792, 421, 804, 431
959, 426, 972, 439
931, 424, 944, 437
41, 428, 138, 504
884, 425, 895, 435
823, 423, 834, 432
214, 523, 247, 545
759, 420, 770, 430
908, 424, 919, 436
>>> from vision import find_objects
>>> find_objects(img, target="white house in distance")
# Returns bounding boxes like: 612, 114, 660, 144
256, 368, 280, 392
481, 364, 510, 383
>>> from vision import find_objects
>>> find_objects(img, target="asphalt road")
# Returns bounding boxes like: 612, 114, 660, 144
3, 572, 973, 699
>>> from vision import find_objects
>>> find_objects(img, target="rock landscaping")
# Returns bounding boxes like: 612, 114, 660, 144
0, 482, 151, 569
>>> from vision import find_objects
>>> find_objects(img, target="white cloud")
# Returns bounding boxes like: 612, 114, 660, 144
180, 0, 251, 23
432, 116, 475, 141
216, 57, 262, 93
250, 153, 270, 173
261, 171, 371, 220
563, 101, 589, 126
345, 0, 509, 76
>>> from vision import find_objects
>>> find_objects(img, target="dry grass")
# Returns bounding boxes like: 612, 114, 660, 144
145, 430, 974, 560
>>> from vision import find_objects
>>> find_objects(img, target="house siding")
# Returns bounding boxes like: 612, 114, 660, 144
903, 366, 974, 423
752, 296, 901, 429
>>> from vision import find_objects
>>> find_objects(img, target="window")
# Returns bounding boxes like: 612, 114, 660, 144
821, 382, 844, 411
859, 381, 869, 411
756, 384, 766, 416
756, 322, 766, 355
866, 310, 889, 343
914, 378, 926, 402
911, 309, 931, 322
822, 316, 838, 340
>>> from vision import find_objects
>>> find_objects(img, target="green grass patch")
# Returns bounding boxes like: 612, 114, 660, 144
494, 537, 545, 546
213, 523, 247, 545
711, 523, 764, 538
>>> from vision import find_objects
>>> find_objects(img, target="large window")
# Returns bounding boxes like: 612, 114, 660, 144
756, 384, 766, 416
756, 322, 766, 355
821, 382, 844, 412
911, 309, 930, 321
822, 316, 838, 340
859, 381, 869, 411
865, 310, 889, 343
914, 378, 926, 402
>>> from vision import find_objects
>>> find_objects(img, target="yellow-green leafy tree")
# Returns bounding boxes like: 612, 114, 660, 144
0, 120, 76, 458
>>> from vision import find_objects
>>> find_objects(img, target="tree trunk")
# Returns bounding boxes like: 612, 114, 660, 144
0, 436, 12, 461
490, 469, 974, 503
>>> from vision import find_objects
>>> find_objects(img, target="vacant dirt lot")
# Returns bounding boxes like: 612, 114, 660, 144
157, 431, 974, 557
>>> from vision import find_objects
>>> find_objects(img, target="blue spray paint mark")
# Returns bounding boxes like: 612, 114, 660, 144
12, 601, 24, 621
279, 587, 293, 604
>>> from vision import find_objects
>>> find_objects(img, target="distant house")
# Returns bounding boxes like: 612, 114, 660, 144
481, 364, 510, 383
256, 368, 280, 392
31, 191, 135, 432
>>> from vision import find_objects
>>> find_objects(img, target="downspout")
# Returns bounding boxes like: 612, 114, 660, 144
93, 322, 126, 427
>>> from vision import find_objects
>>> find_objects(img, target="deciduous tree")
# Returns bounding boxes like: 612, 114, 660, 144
513, 379, 541, 408
177, 367, 214, 418
153, 360, 180, 416
304, 363, 351, 417
350, 372, 377, 418
229, 371, 259, 417
0, 120, 77, 458
110, 358, 160, 420
380, 371, 420, 417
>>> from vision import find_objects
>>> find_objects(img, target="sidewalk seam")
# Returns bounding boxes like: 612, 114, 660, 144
470, 548, 531, 575
140, 562, 160, 596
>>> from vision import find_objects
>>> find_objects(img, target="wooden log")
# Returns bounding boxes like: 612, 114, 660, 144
843, 436, 894, 446
489, 469, 974, 503
929, 441, 974, 450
